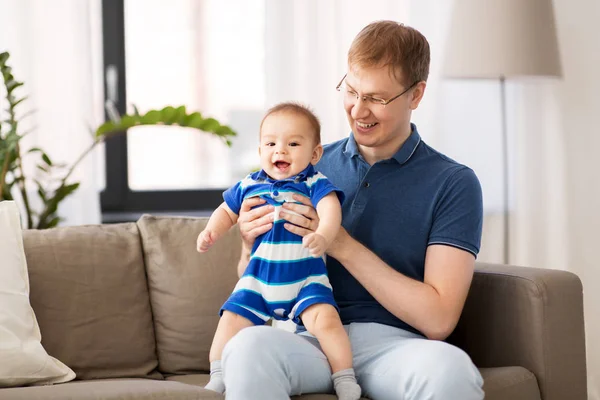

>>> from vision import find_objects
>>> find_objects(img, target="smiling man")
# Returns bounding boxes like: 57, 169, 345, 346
222, 21, 485, 400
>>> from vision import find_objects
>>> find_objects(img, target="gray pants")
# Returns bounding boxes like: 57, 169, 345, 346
221, 322, 484, 400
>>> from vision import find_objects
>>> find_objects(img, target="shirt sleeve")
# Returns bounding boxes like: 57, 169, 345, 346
222, 179, 246, 215
309, 174, 345, 207
428, 167, 483, 257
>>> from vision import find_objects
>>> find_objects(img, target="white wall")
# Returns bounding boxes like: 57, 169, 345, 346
554, 0, 600, 397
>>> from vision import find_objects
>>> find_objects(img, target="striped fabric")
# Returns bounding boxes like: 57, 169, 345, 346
220, 165, 344, 325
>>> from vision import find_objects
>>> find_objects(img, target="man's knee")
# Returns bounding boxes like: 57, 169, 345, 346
411, 342, 483, 397
425, 342, 478, 376
222, 325, 271, 367
359, 340, 483, 400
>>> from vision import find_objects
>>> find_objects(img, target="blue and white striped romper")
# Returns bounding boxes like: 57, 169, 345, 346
220, 164, 344, 326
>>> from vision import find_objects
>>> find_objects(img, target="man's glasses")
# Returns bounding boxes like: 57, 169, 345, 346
335, 74, 418, 107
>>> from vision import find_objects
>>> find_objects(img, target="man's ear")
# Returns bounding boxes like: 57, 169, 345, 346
311, 144, 324, 165
410, 81, 427, 110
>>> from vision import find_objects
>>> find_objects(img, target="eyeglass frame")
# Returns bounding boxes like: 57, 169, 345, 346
335, 73, 419, 107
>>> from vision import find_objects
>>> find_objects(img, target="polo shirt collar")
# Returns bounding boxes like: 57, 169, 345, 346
393, 123, 421, 165
343, 123, 421, 165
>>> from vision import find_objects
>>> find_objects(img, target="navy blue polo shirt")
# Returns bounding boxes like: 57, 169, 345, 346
315, 123, 483, 335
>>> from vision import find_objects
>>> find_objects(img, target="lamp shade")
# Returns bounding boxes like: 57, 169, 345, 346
443, 0, 562, 79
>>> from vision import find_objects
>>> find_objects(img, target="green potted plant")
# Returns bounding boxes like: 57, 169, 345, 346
0, 51, 236, 229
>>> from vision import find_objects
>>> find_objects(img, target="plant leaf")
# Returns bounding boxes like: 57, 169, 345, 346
185, 112, 204, 128
41, 152, 52, 166
42, 182, 80, 220
46, 216, 61, 228
160, 106, 177, 124
11, 96, 28, 108
6, 81, 23, 94
96, 121, 118, 137
198, 117, 220, 132
119, 115, 137, 129
140, 110, 161, 124
37, 187, 47, 202
95, 106, 235, 146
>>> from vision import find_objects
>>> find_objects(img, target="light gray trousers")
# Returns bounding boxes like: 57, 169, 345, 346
221, 322, 484, 400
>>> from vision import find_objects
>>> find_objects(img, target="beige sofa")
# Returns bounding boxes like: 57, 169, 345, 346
0, 215, 587, 400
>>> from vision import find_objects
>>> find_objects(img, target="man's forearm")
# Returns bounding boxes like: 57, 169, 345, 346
330, 231, 452, 340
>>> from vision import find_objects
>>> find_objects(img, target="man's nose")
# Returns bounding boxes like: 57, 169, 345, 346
351, 97, 370, 120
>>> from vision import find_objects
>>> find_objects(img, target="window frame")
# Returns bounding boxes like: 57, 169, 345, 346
100, 0, 223, 222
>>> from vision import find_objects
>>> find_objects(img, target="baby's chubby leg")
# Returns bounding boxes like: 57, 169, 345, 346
205, 311, 254, 393
301, 304, 361, 400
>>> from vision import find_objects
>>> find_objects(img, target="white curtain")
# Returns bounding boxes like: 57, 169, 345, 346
0, 0, 104, 226
264, 0, 409, 144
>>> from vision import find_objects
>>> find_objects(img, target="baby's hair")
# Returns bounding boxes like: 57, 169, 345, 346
260, 102, 321, 144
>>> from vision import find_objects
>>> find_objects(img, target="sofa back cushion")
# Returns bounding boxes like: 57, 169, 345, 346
137, 215, 241, 374
23, 223, 161, 380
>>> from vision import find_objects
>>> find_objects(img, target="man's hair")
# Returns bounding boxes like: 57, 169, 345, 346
348, 20, 430, 86
260, 102, 321, 144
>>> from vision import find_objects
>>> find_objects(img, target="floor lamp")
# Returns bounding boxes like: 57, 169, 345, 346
442, 0, 562, 264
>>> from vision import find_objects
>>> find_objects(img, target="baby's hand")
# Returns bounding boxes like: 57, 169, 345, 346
302, 233, 328, 257
197, 230, 219, 253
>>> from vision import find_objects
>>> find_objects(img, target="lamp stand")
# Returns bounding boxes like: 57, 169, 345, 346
500, 76, 510, 265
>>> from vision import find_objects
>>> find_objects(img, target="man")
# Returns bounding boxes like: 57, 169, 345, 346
221, 21, 484, 400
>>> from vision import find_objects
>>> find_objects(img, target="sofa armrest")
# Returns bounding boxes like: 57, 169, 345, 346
447, 263, 587, 400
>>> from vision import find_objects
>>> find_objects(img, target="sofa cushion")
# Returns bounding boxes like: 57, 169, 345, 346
137, 215, 241, 374
166, 374, 210, 387
166, 374, 368, 399
165, 367, 539, 400
0, 379, 221, 400
481, 366, 541, 400
23, 223, 160, 380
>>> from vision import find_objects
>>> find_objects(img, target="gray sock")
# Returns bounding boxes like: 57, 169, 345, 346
332, 368, 361, 400
204, 360, 226, 394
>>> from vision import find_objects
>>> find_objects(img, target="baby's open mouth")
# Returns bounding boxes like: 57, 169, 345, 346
274, 161, 290, 170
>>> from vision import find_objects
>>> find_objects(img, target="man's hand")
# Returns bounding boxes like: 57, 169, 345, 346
237, 197, 274, 250
280, 194, 320, 236
197, 229, 219, 253
282, 194, 352, 259
302, 233, 328, 257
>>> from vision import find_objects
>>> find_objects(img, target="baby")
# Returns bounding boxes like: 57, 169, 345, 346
197, 102, 361, 400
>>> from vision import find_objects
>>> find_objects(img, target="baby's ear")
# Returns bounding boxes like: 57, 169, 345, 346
311, 144, 324, 164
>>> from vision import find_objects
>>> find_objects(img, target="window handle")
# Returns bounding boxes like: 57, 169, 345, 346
105, 64, 120, 122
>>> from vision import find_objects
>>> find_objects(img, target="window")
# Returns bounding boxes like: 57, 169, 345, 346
101, 0, 265, 221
